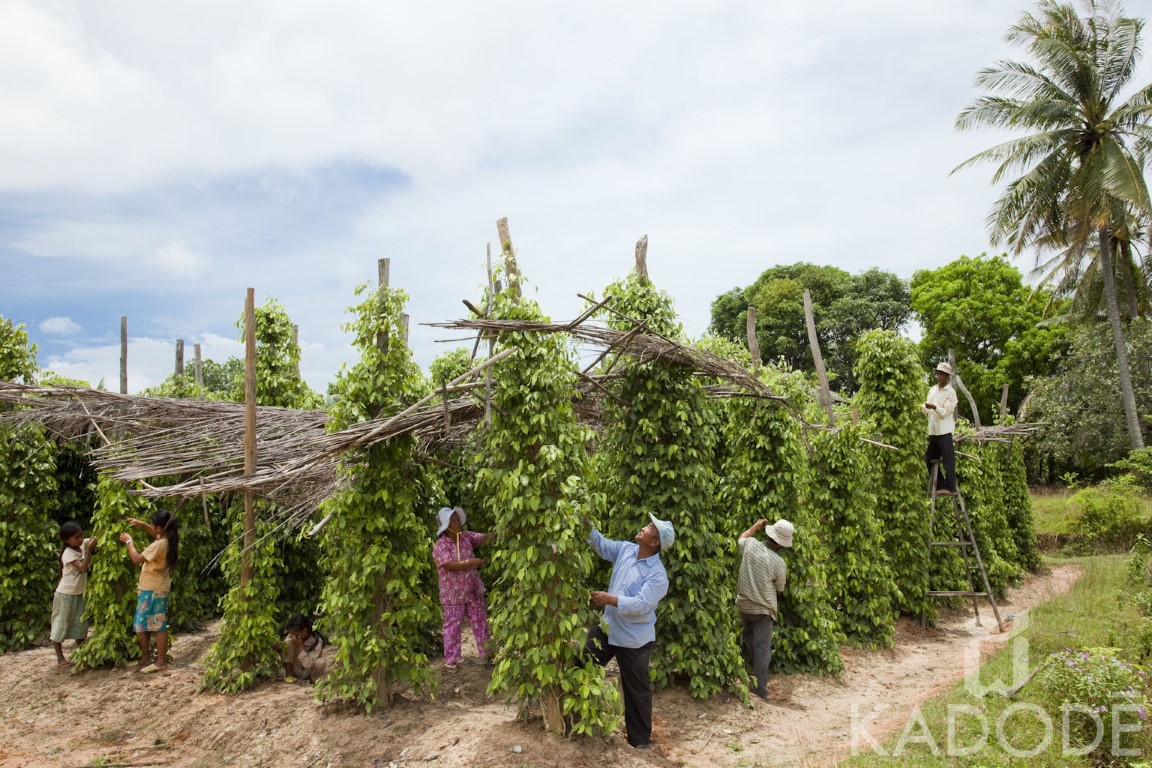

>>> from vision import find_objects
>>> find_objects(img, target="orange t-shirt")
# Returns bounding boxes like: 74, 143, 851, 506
138, 538, 171, 594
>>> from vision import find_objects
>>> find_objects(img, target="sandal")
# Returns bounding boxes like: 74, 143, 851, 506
139, 663, 163, 674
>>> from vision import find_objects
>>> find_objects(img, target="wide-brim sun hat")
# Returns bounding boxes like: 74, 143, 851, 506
435, 506, 467, 537
936, 362, 954, 375
649, 513, 675, 550
765, 519, 794, 548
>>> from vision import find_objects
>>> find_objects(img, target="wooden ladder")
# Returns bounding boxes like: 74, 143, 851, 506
926, 462, 1005, 633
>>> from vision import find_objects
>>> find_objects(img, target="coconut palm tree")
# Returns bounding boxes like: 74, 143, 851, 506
954, 0, 1152, 449
1032, 205, 1151, 321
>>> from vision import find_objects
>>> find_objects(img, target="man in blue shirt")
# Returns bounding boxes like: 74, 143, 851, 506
584, 514, 673, 750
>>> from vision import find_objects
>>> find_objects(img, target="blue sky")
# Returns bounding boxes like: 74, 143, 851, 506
3, 0, 1151, 393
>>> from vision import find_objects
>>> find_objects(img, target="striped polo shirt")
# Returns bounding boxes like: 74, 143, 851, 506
735, 537, 787, 619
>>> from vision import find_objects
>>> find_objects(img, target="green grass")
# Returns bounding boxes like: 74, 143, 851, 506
1030, 488, 1079, 536
839, 554, 1152, 767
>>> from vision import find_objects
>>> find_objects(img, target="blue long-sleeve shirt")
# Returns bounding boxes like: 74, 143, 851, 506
588, 528, 669, 649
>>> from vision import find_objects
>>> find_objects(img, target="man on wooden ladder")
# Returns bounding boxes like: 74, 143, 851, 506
922, 362, 958, 496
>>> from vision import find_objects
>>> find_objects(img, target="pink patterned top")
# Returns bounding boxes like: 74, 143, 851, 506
433, 531, 487, 606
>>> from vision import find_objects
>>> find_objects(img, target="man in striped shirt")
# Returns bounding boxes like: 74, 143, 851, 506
736, 518, 793, 699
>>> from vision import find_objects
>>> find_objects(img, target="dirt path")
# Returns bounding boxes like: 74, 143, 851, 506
0, 565, 1081, 768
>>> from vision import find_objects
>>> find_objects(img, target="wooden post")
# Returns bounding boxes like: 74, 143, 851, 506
746, 306, 761, 368
803, 290, 835, 426
999, 383, 1010, 424
400, 314, 409, 345
119, 316, 128, 394
634, 235, 649, 281
175, 339, 185, 377
194, 343, 203, 392
293, 324, 300, 376
948, 349, 982, 429
497, 217, 520, 302
239, 289, 258, 597
377, 258, 390, 353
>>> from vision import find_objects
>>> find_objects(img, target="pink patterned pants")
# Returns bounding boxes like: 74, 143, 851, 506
441, 598, 489, 665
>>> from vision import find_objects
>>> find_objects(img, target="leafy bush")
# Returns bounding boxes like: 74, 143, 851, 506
1040, 647, 1150, 763
1066, 488, 1152, 555
1109, 449, 1152, 492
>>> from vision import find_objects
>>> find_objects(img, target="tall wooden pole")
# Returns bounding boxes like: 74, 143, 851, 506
634, 235, 649, 282
119, 316, 128, 394
746, 306, 761, 368
803, 289, 835, 426
948, 349, 982, 429
194, 343, 203, 391
497, 217, 520, 302
377, 258, 390, 354
239, 289, 257, 594
175, 339, 185, 377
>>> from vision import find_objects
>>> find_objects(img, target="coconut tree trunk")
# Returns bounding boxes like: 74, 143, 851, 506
1100, 230, 1146, 450
1120, 239, 1140, 319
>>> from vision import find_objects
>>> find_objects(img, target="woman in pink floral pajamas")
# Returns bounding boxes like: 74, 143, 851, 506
432, 506, 491, 670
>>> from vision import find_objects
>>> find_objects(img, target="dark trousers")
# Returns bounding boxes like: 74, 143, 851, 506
584, 625, 654, 747
740, 612, 775, 696
925, 433, 956, 492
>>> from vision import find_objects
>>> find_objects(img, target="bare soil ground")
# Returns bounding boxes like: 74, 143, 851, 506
0, 564, 1080, 768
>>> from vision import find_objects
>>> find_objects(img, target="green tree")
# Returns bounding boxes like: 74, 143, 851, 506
910, 254, 1067, 420
710, 264, 910, 394
1028, 319, 1152, 478
954, 0, 1152, 449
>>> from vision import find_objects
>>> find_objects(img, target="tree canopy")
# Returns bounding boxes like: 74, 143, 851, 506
710, 263, 910, 394
911, 254, 1068, 421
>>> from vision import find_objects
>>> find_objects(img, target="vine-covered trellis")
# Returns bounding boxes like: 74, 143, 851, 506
0, 222, 1044, 729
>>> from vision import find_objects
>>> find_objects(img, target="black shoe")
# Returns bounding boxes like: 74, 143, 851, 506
630, 743, 651, 750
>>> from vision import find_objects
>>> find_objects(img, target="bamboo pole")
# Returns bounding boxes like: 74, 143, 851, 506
803, 290, 835, 426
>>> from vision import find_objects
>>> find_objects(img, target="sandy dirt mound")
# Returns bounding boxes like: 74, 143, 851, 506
0, 564, 1080, 768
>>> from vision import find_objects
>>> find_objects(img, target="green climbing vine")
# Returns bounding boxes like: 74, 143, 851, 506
854, 330, 932, 619
809, 422, 896, 648
718, 364, 844, 675
475, 281, 620, 735
202, 298, 320, 692
71, 476, 155, 669
314, 281, 439, 712
0, 317, 57, 653
591, 274, 746, 698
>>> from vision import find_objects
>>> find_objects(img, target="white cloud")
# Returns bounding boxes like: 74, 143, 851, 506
40, 316, 80, 335
155, 240, 206, 278
5, 0, 1151, 392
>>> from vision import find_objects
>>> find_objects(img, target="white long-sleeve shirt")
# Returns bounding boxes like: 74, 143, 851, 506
922, 383, 957, 436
